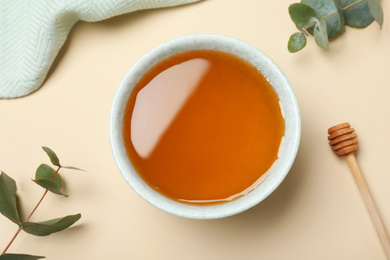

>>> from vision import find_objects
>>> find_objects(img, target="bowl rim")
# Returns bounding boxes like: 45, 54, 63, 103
109, 33, 301, 219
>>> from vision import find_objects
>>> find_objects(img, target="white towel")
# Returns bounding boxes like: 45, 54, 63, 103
0, 0, 201, 98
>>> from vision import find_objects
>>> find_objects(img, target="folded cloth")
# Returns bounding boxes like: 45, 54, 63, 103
0, 0, 201, 98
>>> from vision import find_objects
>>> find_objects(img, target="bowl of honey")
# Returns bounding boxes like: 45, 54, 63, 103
110, 34, 300, 219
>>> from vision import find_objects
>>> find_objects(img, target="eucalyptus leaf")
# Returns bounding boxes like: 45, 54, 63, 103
42, 147, 60, 167
342, 0, 374, 27
22, 214, 81, 236
32, 179, 68, 197
35, 164, 61, 187
333, 0, 346, 32
301, 0, 345, 38
367, 0, 383, 28
314, 17, 329, 50
288, 33, 307, 52
0, 254, 45, 260
62, 166, 85, 172
0, 172, 21, 225
289, 3, 318, 28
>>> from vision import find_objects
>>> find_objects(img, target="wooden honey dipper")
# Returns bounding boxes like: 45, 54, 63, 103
328, 123, 390, 259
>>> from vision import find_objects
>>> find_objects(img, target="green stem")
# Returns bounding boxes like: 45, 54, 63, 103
304, 20, 317, 31
1, 227, 22, 255
304, 0, 366, 31
1, 166, 61, 255
342, 0, 365, 11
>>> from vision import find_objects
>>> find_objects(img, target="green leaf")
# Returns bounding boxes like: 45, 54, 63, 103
32, 179, 68, 197
33, 164, 67, 196
62, 166, 85, 172
0, 172, 21, 225
289, 3, 318, 28
35, 164, 61, 187
288, 33, 307, 52
0, 254, 45, 260
42, 147, 60, 167
342, 0, 374, 27
22, 214, 81, 236
333, 0, 346, 32
302, 0, 345, 38
367, 0, 383, 28
314, 17, 329, 50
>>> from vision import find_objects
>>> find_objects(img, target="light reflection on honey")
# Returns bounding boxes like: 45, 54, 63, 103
123, 49, 284, 205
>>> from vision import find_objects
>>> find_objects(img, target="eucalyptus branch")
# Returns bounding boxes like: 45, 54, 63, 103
25, 166, 61, 223
288, 0, 383, 53
1, 227, 22, 256
1, 166, 62, 256
0, 147, 84, 260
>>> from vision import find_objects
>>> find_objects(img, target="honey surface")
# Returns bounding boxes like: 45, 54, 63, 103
123, 49, 284, 204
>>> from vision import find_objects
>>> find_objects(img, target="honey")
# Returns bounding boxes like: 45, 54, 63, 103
122, 49, 284, 205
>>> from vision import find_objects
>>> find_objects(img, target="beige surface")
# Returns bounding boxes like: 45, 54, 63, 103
1, 0, 390, 259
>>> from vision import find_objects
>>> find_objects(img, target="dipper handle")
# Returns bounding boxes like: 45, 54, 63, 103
329, 123, 390, 259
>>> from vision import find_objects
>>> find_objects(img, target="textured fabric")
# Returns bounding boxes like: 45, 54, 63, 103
0, 0, 201, 98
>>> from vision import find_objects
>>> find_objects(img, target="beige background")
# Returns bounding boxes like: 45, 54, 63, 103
1, 0, 390, 259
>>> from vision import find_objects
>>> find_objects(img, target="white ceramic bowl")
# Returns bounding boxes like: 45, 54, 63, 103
109, 34, 300, 219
